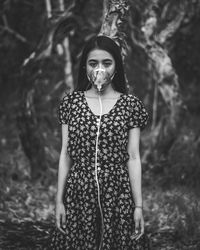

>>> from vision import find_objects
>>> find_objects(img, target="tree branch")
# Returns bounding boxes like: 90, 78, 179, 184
45, 0, 52, 19
0, 25, 28, 43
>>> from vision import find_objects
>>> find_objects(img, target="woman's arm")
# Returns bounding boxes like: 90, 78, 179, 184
56, 124, 72, 203
127, 127, 144, 239
127, 127, 142, 206
56, 124, 72, 233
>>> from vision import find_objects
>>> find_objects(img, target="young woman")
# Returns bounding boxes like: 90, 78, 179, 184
50, 35, 150, 249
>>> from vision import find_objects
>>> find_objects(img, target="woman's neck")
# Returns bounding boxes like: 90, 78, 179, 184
87, 84, 118, 98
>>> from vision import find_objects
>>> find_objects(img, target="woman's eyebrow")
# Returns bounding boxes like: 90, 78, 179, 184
88, 59, 113, 62
88, 59, 97, 62
103, 59, 113, 62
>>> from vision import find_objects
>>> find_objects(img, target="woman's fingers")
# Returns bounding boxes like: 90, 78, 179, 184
56, 213, 66, 234
135, 218, 140, 234
135, 218, 144, 240
130, 218, 140, 240
55, 203, 66, 234
131, 213, 145, 241
61, 212, 66, 229
57, 219, 66, 234
141, 218, 144, 234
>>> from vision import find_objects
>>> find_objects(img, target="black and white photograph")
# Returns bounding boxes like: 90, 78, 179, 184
0, 0, 200, 249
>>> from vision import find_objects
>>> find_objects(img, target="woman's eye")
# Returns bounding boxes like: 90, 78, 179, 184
89, 63, 97, 67
103, 62, 112, 67
88, 62, 112, 67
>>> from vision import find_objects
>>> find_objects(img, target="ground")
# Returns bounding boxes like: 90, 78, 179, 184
0, 116, 200, 250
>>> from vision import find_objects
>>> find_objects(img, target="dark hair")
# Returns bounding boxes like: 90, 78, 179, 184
74, 35, 128, 94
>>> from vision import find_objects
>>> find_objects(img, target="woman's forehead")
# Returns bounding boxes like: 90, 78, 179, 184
87, 49, 114, 61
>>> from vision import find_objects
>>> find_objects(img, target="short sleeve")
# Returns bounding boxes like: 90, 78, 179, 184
127, 95, 149, 131
58, 93, 71, 125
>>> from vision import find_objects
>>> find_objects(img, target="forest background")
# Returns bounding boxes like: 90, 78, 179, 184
0, 0, 200, 249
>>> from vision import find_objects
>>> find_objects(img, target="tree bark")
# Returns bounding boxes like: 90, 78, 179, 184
17, 65, 48, 181
99, 0, 129, 57
57, 0, 74, 92
17, 0, 78, 181
129, 0, 192, 159
99, 0, 130, 89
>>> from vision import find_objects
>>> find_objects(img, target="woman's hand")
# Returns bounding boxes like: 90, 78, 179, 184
55, 202, 66, 234
131, 207, 144, 241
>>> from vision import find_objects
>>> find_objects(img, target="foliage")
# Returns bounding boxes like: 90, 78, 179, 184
1, 170, 200, 249
143, 185, 200, 249
144, 117, 200, 189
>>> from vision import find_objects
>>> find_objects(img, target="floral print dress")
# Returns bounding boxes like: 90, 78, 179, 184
49, 90, 150, 250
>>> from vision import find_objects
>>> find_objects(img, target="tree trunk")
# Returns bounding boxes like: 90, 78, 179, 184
17, 65, 48, 181
57, 0, 74, 93
99, 0, 130, 59
129, 0, 192, 159
99, 0, 130, 90
17, 0, 77, 181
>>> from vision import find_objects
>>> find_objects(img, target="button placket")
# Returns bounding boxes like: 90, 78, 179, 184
96, 116, 101, 126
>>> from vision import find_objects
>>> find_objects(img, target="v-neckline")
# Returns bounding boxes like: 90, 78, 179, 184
82, 91, 123, 117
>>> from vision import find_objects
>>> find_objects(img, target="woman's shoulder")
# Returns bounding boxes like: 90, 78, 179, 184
122, 93, 143, 105
62, 90, 82, 103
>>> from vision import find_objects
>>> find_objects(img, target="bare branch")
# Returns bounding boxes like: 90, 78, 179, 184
128, 15, 145, 50
58, 0, 65, 11
45, 0, 52, 19
2, 14, 8, 27
157, 3, 186, 44
0, 25, 28, 43
62, 37, 74, 91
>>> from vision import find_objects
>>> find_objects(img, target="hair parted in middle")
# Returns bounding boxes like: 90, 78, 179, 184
74, 35, 128, 94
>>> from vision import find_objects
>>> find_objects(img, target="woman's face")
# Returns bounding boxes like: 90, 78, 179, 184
86, 49, 116, 92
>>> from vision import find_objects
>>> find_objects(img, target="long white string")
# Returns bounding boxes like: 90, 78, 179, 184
94, 94, 104, 250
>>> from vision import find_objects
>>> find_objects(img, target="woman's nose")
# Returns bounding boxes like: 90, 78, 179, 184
96, 64, 104, 70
